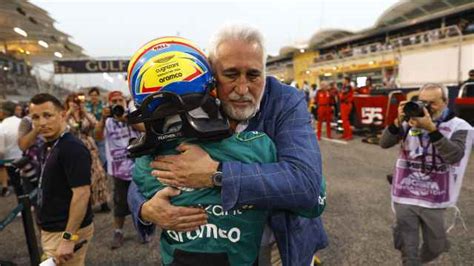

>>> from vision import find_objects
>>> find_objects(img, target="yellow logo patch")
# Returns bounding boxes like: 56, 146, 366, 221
138, 51, 205, 94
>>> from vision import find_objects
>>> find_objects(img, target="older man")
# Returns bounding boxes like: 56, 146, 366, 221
129, 24, 328, 265
380, 83, 472, 265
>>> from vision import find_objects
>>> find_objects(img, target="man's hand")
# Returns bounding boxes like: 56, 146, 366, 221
66, 105, 75, 117
116, 114, 128, 123
55, 239, 75, 265
102, 107, 111, 118
408, 107, 437, 132
32, 124, 41, 135
141, 187, 208, 231
395, 100, 408, 127
151, 143, 219, 188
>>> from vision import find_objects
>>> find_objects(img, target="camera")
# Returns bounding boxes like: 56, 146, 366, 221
73, 94, 86, 105
403, 100, 431, 119
11, 156, 38, 191
110, 104, 125, 118
12, 156, 37, 180
11, 156, 30, 170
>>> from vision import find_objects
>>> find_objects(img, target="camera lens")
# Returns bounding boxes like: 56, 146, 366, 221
111, 104, 125, 117
403, 101, 425, 118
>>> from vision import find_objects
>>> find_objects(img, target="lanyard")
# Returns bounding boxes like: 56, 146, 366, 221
401, 120, 444, 176
110, 118, 134, 139
38, 131, 67, 190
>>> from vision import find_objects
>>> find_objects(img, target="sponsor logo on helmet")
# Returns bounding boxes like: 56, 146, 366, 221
159, 72, 183, 83
155, 55, 174, 64
138, 51, 206, 94
152, 43, 170, 51
155, 62, 179, 73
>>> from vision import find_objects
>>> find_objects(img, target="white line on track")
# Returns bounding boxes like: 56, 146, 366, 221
321, 137, 348, 144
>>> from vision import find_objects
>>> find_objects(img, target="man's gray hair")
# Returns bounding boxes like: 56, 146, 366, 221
419, 83, 448, 102
208, 23, 267, 66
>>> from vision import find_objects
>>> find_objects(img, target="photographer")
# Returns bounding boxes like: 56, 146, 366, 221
95, 91, 140, 249
380, 83, 473, 265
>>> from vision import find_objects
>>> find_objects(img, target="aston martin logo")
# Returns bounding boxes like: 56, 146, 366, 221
154, 55, 175, 64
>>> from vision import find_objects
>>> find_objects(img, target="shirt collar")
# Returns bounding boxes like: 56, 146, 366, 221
235, 121, 249, 133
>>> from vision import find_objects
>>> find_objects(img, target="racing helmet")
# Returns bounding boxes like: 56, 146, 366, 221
128, 36, 214, 114
126, 37, 231, 157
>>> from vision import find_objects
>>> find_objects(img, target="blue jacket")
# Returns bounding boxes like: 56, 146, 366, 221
128, 76, 328, 265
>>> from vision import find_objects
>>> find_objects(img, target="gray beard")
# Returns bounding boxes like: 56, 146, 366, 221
222, 101, 257, 122
431, 107, 447, 121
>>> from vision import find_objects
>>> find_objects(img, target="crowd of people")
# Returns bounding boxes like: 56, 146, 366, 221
0, 55, 39, 97
304, 76, 374, 141
0, 87, 144, 259
317, 23, 473, 64
0, 23, 472, 266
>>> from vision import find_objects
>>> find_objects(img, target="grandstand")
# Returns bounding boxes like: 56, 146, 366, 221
0, 0, 86, 101
267, 0, 474, 90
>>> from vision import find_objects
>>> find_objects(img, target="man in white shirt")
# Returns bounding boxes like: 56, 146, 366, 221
0, 101, 23, 196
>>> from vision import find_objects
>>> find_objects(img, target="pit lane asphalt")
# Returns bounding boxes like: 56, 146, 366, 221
318, 135, 474, 265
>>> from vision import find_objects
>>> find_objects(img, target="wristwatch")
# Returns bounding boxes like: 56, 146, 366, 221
62, 231, 79, 241
211, 171, 223, 187
210, 163, 224, 187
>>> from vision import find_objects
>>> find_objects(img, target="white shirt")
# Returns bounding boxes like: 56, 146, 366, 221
104, 117, 139, 180
0, 116, 22, 160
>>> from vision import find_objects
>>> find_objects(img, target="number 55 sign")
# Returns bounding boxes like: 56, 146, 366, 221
361, 107, 383, 125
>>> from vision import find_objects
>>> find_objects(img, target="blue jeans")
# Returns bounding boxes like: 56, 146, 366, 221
96, 139, 107, 169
